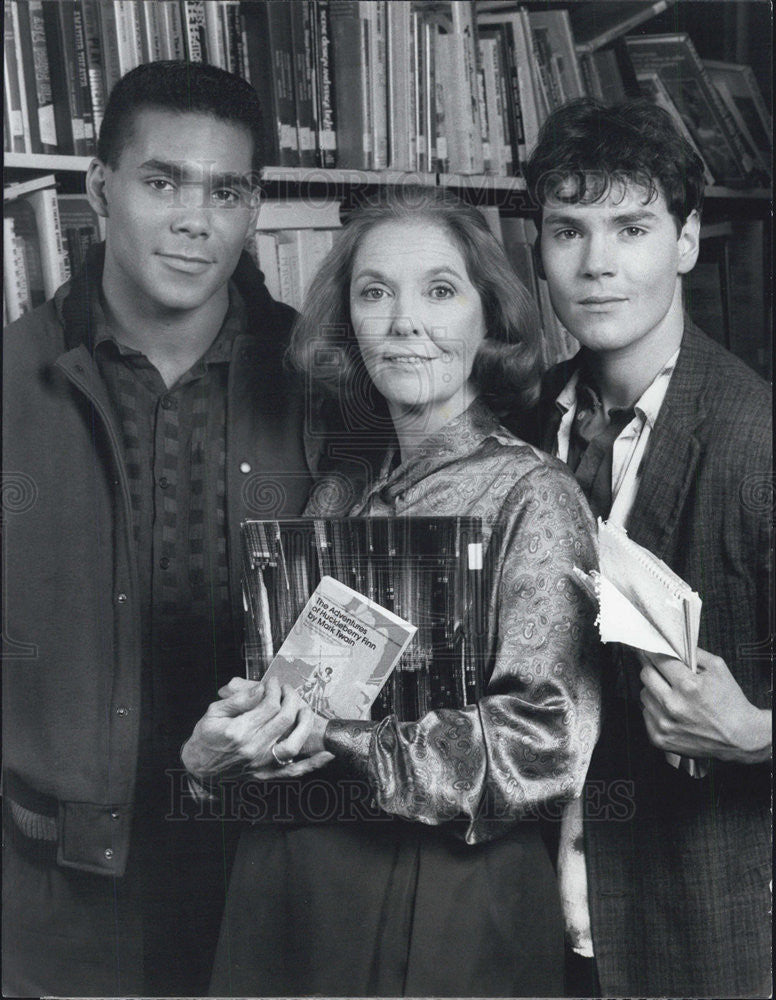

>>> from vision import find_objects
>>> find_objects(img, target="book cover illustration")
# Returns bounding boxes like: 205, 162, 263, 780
262, 574, 416, 720
242, 517, 489, 721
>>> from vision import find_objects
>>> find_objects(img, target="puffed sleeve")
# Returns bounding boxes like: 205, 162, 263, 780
324, 462, 601, 844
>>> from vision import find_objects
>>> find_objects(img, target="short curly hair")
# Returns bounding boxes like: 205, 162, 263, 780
98, 60, 265, 173
525, 98, 706, 232
286, 185, 542, 417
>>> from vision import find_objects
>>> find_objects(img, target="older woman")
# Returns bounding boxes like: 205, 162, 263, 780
189, 187, 600, 997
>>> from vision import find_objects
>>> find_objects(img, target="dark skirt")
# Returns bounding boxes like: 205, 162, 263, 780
210, 816, 563, 997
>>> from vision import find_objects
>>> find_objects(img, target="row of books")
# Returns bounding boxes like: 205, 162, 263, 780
4, 1, 772, 186
3, 173, 105, 324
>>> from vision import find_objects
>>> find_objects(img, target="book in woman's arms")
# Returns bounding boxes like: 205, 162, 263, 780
574, 519, 702, 668
261, 575, 417, 720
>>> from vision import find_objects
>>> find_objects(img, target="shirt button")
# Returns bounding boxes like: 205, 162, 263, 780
239, 462, 251, 474
104, 848, 114, 860
116, 592, 128, 604
158, 476, 169, 489
115, 706, 128, 717
159, 556, 170, 570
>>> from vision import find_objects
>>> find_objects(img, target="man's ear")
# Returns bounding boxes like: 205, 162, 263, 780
532, 236, 546, 281
85, 159, 110, 219
677, 209, 701, 275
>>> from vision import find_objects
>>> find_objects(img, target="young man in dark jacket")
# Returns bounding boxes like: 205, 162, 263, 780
3, 61, 314, 996
518, 99, 771, 998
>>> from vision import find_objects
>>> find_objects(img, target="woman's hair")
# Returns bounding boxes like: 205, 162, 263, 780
286, 186, 542, 417
525, 98, 706, 232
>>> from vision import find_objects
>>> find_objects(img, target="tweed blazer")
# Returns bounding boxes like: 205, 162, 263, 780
518, 321, 772, 998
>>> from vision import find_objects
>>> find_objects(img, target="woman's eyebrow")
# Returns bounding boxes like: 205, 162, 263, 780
353, 266, 464, 281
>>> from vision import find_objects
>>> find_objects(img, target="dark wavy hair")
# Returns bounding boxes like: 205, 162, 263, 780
525, 98, 706, 231
287, 186, 542, 417
98, 60, 265, 173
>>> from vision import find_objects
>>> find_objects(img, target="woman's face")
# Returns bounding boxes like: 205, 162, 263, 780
349, 219, 486, 430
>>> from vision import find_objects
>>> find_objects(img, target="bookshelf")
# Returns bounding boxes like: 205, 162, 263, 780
4, 0, 771, 375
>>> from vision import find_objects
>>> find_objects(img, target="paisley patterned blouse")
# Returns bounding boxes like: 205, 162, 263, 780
312, 399, 600, 845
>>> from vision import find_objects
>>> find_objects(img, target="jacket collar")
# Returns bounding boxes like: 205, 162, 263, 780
622, 319, 711, 558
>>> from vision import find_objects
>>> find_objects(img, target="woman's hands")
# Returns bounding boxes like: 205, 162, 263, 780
181, 675, 333, 783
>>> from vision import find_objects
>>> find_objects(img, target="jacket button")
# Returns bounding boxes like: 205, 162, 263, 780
104, 848, 114, 860
110, 810, 120, 820
115, 706, 128, 717
116, 592, 128, 603
160, 394, 174, 410
158, 476, 169, 489
75, 363, 84, 374
240, 462, 251, 474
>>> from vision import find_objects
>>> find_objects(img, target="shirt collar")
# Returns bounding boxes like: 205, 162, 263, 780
361, 398, 507, 505
91, 282, 246, 366
554, 349, 680, 429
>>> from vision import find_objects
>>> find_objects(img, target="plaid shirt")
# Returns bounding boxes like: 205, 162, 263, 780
92, 289, 246, 800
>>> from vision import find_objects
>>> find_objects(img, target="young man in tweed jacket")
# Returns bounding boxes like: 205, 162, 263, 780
517, 98, 771, 998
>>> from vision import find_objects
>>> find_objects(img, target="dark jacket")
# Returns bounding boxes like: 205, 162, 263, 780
2, 249, 313, 877
519, 321, 772, 997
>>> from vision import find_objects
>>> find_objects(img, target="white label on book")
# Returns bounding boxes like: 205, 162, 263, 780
467, 543, 483, 571
38, 107, 56, 147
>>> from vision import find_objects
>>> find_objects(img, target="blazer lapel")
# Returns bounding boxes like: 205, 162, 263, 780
626, 323, 711, 560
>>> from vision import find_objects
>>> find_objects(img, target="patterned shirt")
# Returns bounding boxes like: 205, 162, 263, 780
315, 399, 601, 845
92, 288, 246, 800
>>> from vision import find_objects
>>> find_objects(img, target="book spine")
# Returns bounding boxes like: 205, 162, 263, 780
71, 1, 96, 153
113, 1, 140, 74
27, 185, 70, 295
578, 49, 605, 102
412, 8, 424, 172
4, 1, 27, 151
475, 49, 492, 173
203, 0, 226, 67
329, 1, 369, 169
740, 64, 772, 142
276, 234, 302, 311
10, 1, 34, 152
579, 0, 671, 54
290, 0, 316, 168
241, 1, 279, 164
27, 1, 57, 151
254, 231, 281, 302
423, 16, 437, 171
479, 38, 503, 176
96, 0, 121, 95
3, 217, 28, 323
181, 0, 206, 63
40, 0, 76, 154
454, 2, 484, 173
57, 0, 91, 155
370, 0, 388, 169
312, 0, 337, 167
165, 1, 186, 62
223, 0, 242, 77
267, 0, 300, 166
139, 0, 166, 64
679, 37, 755, 174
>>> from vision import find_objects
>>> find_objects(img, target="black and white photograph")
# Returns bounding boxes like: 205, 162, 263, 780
2, 1, 772, 998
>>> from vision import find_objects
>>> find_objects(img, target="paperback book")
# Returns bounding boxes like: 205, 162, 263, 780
261, 574, 416, 720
